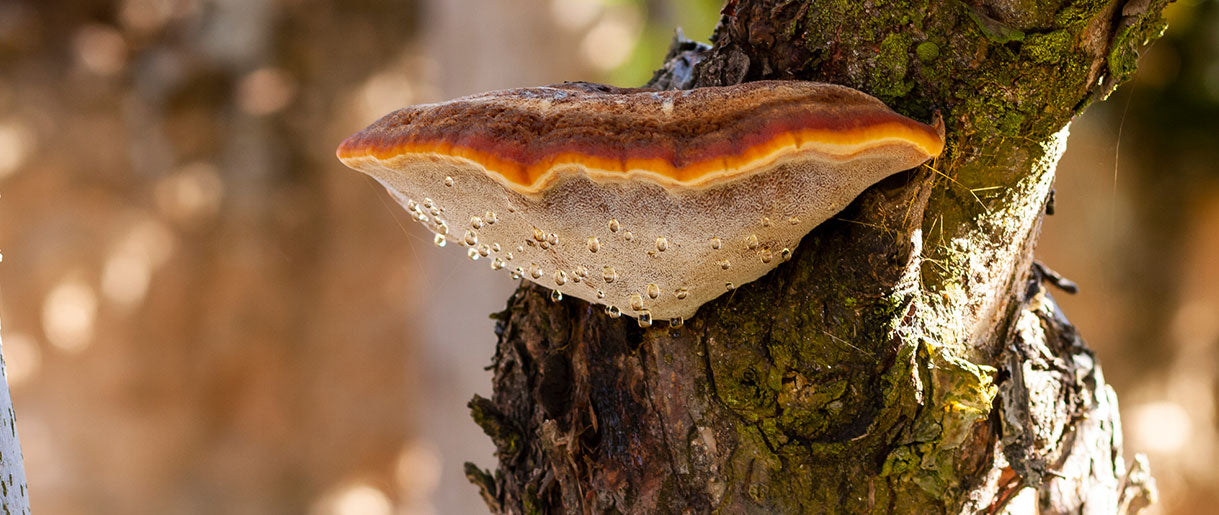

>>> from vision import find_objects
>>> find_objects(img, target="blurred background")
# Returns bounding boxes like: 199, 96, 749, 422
0, 0, 1212, 513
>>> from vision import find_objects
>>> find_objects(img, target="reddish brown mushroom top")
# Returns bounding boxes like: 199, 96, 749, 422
337, 81, 944, 194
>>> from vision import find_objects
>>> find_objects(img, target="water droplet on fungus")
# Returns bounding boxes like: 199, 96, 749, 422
646, 283, 660, 299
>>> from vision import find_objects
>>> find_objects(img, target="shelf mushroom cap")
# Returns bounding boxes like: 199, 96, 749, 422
337, 80, 945, 322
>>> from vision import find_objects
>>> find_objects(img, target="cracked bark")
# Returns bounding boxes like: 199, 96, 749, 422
465, 0, 1170, 512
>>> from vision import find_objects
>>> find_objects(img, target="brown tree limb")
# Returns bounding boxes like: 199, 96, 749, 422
467, 0, 1171, 512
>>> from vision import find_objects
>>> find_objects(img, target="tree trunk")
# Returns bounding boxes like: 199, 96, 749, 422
465, 0, 1170, 512
0, 315, 31, 513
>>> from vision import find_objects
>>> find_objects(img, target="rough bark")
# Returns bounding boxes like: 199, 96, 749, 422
0, 316, 31, 513
465, 0, 1171, 512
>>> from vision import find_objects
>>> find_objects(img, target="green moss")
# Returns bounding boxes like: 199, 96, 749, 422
872, 33, 916, 101
879, 342, 998, 497
965, 7, 1025, 43
1108, 15, 1169, 88
1022, 30, 1072, 64
915, 41, 940, 62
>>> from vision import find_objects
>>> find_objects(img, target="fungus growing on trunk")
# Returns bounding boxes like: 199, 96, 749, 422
337, 81, 944, 325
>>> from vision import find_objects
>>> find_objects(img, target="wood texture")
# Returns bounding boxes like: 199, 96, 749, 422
466, 0, 1171, 512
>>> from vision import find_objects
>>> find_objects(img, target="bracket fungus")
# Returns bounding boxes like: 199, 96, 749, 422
337, 81, 944, 323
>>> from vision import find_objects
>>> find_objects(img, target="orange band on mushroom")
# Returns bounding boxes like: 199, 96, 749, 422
337, 81, 944, 194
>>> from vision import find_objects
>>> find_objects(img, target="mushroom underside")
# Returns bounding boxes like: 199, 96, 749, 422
344, 145, 928, 321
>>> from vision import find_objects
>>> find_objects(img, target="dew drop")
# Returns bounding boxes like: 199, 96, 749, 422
529, 264, 543, 279
587, 237, 600, 253
436, 221, 449, 235
517, 245, 525, 252
762, 217, 772, 227
574, 266, 589, 278
505, 252, 514, 261
464, 230, 478, 246
547, 233, 559, 246
526, 240, 536, 247
669, 317, 684, 328
478, 244, 490, 257
467, 248, 480, 261
710, 237, 722, 250
414, 212, 428, 223
539, 241, 551, 250
485, 211, 498, 224
470, 216, 484, 229
433, 234, 447, 247
725, 282, 735, 291
788, 216, 800, 225
629, 294, 644, 311
674, 288, 689, 300
444, 176, 454, 187
719, 259, 731, 270
605, 305, 621, 318
780, 248, 793, 261
608, 219, 620, 232
554, 270, 568, 286
646, 283, 660, 299
596, 290, 606, 299
490, 257, 505, 270
655, 236, 669, 252
638, 310, 653, 328
550, 289, 564, 302
491, 243, 501, 252
422, 198, 434, 209
533, 227, 546, 241
602, 266, 617, 283
407, 200, 419, 211
624, 231, 634, 241
760, 248, 773, 264
746, 234, 760, 250
511, 267, 524, 280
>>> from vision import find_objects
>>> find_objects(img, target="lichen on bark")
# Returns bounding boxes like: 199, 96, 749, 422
466, 0, 1171, 512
